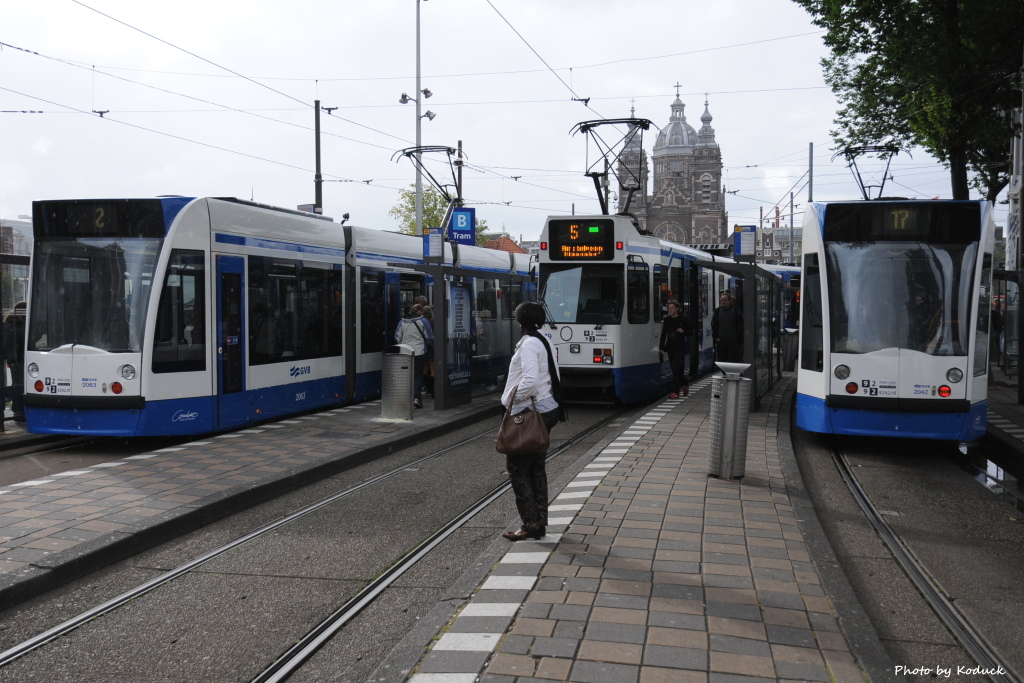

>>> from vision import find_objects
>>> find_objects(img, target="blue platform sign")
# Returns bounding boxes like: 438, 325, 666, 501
449, 208, 476, 246
733, 225, 756, 255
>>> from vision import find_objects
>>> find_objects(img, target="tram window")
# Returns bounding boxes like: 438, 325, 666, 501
503, 283, 523, 320
152, 250, 206, 373
654, 266, 668, 323
360, 269, 385, 353
247, 256, 342, 364
627, 262, 650, 324
800, 254, 823, 372
477, 280, 498, 321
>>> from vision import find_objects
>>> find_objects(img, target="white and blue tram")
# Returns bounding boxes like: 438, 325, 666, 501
536, 214, 733, 404
795, 200, 994, 441
23, 197, 531, 436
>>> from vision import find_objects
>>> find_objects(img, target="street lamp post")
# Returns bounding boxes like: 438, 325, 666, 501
397, 0, 434, 235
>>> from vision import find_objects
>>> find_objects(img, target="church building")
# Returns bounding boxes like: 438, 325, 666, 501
616, 89, 728, 246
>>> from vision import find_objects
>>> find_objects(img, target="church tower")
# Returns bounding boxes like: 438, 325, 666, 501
640, 88, 728, 245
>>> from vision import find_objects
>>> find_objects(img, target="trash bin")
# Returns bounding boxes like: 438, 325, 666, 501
783, 328, 799, 371
382, 344, 415, 421
708, 362, 752, 479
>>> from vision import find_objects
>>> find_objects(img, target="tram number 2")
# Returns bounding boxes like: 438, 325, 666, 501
583, 330, 598, 342
295, 392, 306, 402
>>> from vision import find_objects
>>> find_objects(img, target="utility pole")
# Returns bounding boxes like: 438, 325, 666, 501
789, 191, 795, 263
808, 142, 814, 202
456, 140, 464, 207
314, 100, 323, 214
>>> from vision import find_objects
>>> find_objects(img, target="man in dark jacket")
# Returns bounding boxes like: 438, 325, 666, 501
712, 292, 744, 363
659, 299, 691, 398
2, 302, 26, 422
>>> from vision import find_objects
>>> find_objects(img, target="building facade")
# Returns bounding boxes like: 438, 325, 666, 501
616, 93, 728, 246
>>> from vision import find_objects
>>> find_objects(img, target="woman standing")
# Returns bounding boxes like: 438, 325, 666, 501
501, 302, 563, 541
395, 304, 433, 408
659, 299, 691, 398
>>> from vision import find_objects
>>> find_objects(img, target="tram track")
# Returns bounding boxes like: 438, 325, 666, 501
829, 439, 1019, 682
0, 406, 628, 678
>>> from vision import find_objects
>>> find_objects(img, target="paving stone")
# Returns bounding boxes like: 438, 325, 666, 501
570, 659, 640, 683
765, 624, 816, 648
584, 622, 647, 645
549, 604, 591, 621
593, 593, 649, 610
530, 636, 580, 658
642, 644, 708, 670
418, 650, 492, 673
648, 611, 706, 630
708, 634, 772, 657
705, 601, 762, 622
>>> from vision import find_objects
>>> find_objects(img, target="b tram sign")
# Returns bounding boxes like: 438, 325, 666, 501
733, 225, 756, 255
449, 208, 476, 246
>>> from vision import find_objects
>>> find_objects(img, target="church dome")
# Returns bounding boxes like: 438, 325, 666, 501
652, 97, 697, 157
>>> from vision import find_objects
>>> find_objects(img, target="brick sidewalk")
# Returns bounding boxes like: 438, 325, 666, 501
405, 376, 870, 683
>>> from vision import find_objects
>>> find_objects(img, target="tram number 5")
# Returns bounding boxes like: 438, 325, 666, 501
569, 224, 579, 240
889, 209, 910, 230
94, 207, 106, 229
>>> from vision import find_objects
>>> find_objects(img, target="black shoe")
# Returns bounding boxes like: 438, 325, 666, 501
502, 528, 544, 541
414, 398, 423, 408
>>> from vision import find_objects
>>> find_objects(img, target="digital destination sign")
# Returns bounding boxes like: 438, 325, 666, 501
548, 218, 615, 260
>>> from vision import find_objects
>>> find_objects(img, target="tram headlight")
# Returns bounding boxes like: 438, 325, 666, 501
946, 368, 963, 383
27, 363, 39, 378
833, 365, 851, 380
121, 365, 137, 381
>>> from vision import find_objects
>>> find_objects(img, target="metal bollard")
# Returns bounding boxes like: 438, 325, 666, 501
381, 344, 415, 421
708, 362, 752, 479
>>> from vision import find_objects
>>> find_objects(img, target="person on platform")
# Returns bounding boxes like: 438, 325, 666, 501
395, 304, 433, 408
500, 302, 565, 541
659, 299, 691, 398
2, 302, 26, 422
712, 292, 744, 363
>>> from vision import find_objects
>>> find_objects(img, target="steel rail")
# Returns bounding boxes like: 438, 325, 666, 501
0, 427, 499, 668
830, 441, 1018, 683
250, 410, 626, 683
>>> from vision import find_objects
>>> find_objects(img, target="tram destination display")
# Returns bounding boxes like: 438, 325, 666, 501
823, 202, 981, 243
547, 218, 616, 260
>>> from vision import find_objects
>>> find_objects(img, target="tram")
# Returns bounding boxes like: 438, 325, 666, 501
795, 200, 994, 441
537, 214, 751, 404
23, 197, 532, 436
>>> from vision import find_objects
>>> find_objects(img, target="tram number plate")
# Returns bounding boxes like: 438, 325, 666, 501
861, 379, 896, 397
44, 377, 72, 394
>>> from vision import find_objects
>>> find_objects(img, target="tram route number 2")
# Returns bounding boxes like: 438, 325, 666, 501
43, 377, 72, 394
582, 330, 607, 342
861, 379, 896, 397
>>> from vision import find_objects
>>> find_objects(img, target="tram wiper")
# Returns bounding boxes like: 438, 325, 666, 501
541, 301, 558, 329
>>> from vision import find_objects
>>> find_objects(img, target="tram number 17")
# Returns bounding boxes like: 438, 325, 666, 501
889, 209, 910, 230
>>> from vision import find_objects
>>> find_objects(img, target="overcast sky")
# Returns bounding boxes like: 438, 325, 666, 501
1, 0, 1008, 240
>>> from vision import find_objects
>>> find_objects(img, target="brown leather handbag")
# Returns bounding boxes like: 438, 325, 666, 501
495, 386, 550, 457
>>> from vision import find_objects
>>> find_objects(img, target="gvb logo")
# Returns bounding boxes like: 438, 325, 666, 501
290, 366, 312, 377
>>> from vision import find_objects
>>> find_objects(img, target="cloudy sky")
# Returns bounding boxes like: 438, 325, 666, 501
1, 0, 1006, 240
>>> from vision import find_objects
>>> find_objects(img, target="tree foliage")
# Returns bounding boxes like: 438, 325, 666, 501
388, 185, 488, 238
792, 0, 1023, 200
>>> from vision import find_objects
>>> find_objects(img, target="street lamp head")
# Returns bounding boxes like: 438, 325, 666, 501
421, 87, 432, 99
422, 110, 436, 121
399, 93, 412, 104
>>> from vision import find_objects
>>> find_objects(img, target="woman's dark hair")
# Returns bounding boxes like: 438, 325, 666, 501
514, 301, 546, 331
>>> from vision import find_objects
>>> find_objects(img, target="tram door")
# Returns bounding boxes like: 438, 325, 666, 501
216, 255, 247, 427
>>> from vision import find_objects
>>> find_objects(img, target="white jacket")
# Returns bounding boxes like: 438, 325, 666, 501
502, 335, 560, 414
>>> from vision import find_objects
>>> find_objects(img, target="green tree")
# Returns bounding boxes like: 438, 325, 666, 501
792, 0, 1023, 200
388, 185, 488, 239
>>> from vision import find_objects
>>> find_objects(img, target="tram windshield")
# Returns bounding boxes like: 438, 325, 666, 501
28, 238, 161, 353
825, 241, 978, 356
539, 265, 623, 324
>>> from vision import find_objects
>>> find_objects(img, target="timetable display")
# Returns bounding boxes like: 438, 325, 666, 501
548, 218, 615, 260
